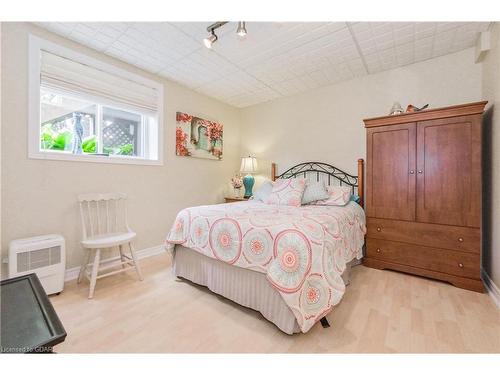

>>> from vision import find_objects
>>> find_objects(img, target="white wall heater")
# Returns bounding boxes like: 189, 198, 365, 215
9, 234, 66, 295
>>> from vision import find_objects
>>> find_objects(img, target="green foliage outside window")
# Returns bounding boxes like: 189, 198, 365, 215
82, 136, 96, 153
103, 143, 134, 155
40, 123, 72, 151
41, 125, 133, 155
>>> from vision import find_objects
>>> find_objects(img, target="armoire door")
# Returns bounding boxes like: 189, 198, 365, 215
416, 115, 481, 227
366, 123, 416, 221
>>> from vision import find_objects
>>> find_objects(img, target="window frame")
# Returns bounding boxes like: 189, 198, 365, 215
28, 35, 164, 166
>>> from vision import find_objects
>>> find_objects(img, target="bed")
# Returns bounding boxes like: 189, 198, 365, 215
166, 160, 366, 334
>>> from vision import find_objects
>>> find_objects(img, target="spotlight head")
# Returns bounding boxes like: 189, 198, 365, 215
203, 31, 217, 49
236, 21, 247, 37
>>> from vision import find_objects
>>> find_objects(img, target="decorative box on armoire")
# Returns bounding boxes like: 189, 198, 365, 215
363, 101, 487, 292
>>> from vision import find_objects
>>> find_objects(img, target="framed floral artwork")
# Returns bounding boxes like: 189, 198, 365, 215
175, 112, 223, 160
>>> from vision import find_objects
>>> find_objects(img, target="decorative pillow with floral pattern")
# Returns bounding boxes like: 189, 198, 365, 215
309, 185, 352, 206
264, 178, 307, 207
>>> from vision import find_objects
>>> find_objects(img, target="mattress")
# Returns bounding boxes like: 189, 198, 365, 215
172, 245, 353, 335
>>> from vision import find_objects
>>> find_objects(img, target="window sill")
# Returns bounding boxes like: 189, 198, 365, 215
29, 151, 163, 166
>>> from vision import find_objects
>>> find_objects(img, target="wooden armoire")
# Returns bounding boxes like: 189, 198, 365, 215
363, 101, 487, 292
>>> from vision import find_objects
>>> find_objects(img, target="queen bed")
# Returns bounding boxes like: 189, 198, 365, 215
166, 160, 366, 334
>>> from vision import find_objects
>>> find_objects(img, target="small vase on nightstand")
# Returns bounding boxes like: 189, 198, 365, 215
233, 187, 242, 198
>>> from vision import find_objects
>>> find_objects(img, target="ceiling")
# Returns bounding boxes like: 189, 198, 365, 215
35, 22, 491, 108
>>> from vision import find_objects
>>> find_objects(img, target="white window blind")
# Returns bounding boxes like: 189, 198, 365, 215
40, 50, 159, 114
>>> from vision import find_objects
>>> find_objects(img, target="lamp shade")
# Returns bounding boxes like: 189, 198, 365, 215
240, 156, 258, 174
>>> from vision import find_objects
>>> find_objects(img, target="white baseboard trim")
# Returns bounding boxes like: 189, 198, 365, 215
64, 244, 166, 282
481, 268, 500, 309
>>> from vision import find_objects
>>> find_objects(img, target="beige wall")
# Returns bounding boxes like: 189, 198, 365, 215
481, 23, 500, 289
1, 23, 242, 272
240, 48, 482, 187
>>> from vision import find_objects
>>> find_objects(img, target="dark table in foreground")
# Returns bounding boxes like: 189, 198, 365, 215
1, 273, 66, 353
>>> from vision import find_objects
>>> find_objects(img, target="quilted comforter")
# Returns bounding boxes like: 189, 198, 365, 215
165, 200, 366, 333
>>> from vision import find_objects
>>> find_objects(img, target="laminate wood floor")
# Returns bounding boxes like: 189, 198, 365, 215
50, 253, 500, 353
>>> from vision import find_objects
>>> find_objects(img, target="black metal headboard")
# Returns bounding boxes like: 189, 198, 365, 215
271, 159, 365, 207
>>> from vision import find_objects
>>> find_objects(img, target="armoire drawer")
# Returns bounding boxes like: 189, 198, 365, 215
366, 218, 480, 253
366, 238, 480, 279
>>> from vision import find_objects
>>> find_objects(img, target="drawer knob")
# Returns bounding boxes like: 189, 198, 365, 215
458, 263, 464, 268
409, 170, 415, 174
376, 227, 382, 232
418, 170, 423, 174
376, 248, 381, 253
458, 237, 464, 242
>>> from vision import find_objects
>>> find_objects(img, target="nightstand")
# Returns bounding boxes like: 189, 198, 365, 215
224, 197, 249, 203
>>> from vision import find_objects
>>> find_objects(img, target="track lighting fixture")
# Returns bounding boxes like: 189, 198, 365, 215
203, 21, 227, 49
203, 21, 247, 49
236, 22, 247, 37
203, 30, 217, 49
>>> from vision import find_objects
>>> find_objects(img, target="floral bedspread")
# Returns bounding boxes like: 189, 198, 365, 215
165, 201, 366, 333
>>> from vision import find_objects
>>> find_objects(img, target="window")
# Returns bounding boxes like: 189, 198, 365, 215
29, 35, 163, 165
40, 88, 156, 158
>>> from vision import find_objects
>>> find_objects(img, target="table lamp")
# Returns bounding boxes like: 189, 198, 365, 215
240, 156, 258, 198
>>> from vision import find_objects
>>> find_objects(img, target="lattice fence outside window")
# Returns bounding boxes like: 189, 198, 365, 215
102, 121, 138, 156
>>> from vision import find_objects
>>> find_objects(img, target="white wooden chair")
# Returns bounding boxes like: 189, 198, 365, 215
77, 193, 143, 298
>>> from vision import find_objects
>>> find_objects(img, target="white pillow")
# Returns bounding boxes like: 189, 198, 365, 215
252, 180, 273, 201
301, 181, 329, 204
309, 185, 352, 206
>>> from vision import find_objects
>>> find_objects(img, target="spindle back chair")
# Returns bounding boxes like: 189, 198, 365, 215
77, 193, 143, 298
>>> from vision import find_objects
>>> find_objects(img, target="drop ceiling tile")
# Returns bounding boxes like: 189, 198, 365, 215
268, 81, 297, 97
415, 22, 436, 34
350, 22, 371, 34
379, 48, 397, 65
93, 32, 115, 45
72, 23, 96, 37
374, 32, 394, 45
97, 25, 123, 40
189, 50, 240, 75
375, 37, 394, 51
347, 58, 367, 77
235, 23, 345, 67
357, 40, 378, 55
69, 31, 98, 46
370, 23, 394, 37
81, 39, 108, 52
394, 34, 414, 47
415, 28, 436, 39
363, 52, 382, 73
109, 22, 129, 32
434, 29, 457, 51
436, 22, 468, 33
415, 36, 434, 48
395, 25, 415, 37
36, 22, 73, 35
396, 42, 413, 54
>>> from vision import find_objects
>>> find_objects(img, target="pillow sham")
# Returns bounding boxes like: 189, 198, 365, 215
251, 180, 274, 202
264, 178, 306, 207
301, 181, 329, 204
309, 185, 352, 206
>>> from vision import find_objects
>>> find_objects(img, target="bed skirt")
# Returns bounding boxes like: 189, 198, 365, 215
172, 245, 352, 335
